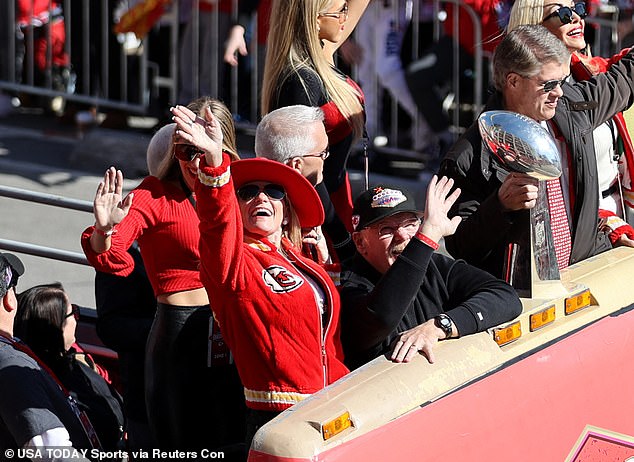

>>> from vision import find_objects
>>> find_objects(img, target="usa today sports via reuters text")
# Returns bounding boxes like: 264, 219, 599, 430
11, 448, 226, 459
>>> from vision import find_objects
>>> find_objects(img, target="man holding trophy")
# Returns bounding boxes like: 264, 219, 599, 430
439, 25, 634, 296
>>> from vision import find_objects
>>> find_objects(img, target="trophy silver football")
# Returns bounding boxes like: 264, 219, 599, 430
478, 110, 567, 298
478, 110, 561, 180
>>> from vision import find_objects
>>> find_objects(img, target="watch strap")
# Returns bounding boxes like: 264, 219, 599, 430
434, 313, 453, 339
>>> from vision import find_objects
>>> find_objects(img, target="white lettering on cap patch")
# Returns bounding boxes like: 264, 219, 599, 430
371, 188, 407, 208
351, 214, 360, 230
262, 265, 304, 293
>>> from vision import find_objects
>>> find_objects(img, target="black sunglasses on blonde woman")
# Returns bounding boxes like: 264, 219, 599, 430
543, 2, 587, 24
173, 144, 204, 162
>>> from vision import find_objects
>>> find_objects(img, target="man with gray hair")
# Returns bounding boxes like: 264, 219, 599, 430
255, 105, 328, 186
255, 105, 355, 261
439, 24, 634, 281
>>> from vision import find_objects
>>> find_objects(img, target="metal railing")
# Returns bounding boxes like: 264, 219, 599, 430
0, 183, 127, 360
0, 184, 91, 265
0, 1, 622, 154
438, 0, 484, 137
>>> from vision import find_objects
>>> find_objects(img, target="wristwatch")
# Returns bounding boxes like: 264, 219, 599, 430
434, 313, 453, 339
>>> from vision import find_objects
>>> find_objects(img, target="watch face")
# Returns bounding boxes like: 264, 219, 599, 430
436, 315, 452, 338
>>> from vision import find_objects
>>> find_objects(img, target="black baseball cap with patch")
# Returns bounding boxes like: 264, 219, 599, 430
0, 253, 25, 298
351, 185, 423, 231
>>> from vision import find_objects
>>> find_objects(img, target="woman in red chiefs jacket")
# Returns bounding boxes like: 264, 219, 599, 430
81, 98, 246, 453
171, 104, 349, 446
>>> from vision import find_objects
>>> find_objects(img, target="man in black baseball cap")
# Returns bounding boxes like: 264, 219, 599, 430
0, 252, 24, 299
350, 185, 424, 233
339, 176, 523, 370
0, 251, 95, 456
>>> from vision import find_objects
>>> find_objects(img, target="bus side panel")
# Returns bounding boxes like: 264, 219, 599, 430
250, 307, 634, 461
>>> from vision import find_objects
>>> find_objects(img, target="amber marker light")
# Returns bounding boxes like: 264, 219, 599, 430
322, 411, 353, 440
493, 321, 522, 346
530, 305, 556, 331
565, 289, 592, 315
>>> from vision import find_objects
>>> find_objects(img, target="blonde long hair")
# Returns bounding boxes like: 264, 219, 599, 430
506, 0, 545, 32
261, 0, 364, 139
284, 203, 303, 250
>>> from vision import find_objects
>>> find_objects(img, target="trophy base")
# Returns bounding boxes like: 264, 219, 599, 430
530, 278, 570, 300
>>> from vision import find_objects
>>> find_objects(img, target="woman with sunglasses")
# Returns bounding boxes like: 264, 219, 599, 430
14, 283, 125, 453
261, 0, 369, 233
507, 0, 634, 246
81, 97, 247, 454
171, 104, 349, 447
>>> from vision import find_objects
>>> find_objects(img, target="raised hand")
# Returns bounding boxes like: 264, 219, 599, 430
419, 175, 462, 243
93, 167, 133, 232
224, 25, 248, 67
170, 105, 224, 168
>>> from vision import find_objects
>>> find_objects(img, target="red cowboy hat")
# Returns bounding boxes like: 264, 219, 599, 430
231, 158, 324, 229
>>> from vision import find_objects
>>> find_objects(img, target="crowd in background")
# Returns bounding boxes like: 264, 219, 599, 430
4, 0, 632, 153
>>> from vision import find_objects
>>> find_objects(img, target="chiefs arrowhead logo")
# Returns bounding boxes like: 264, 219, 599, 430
262, 265, 304, 293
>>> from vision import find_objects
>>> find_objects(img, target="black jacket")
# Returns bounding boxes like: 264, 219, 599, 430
95, 243, 156, 422
339, 238, 522, 370
439, 48, 634, 278
55, 351, 125, 453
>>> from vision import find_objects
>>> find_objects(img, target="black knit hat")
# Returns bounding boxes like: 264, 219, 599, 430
0, 253, 25, 298
351, 185, 423, 231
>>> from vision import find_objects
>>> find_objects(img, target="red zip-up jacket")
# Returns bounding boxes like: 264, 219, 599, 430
195, 154, 349, 411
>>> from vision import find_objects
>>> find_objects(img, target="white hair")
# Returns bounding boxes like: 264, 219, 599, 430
255, 105, 325, 163
146, 123, 175, 176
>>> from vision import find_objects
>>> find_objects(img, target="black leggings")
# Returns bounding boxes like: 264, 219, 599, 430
145, 303, 246, 452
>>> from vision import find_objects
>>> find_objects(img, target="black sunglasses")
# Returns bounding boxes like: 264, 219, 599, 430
65, 304, 80, 321
543, 2, 587, 24
173, 144, 204, 162
236, 184, 286, 201
540, 76, 568, 92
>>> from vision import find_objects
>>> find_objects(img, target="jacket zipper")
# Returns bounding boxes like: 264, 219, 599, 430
283, 245, 331, 387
